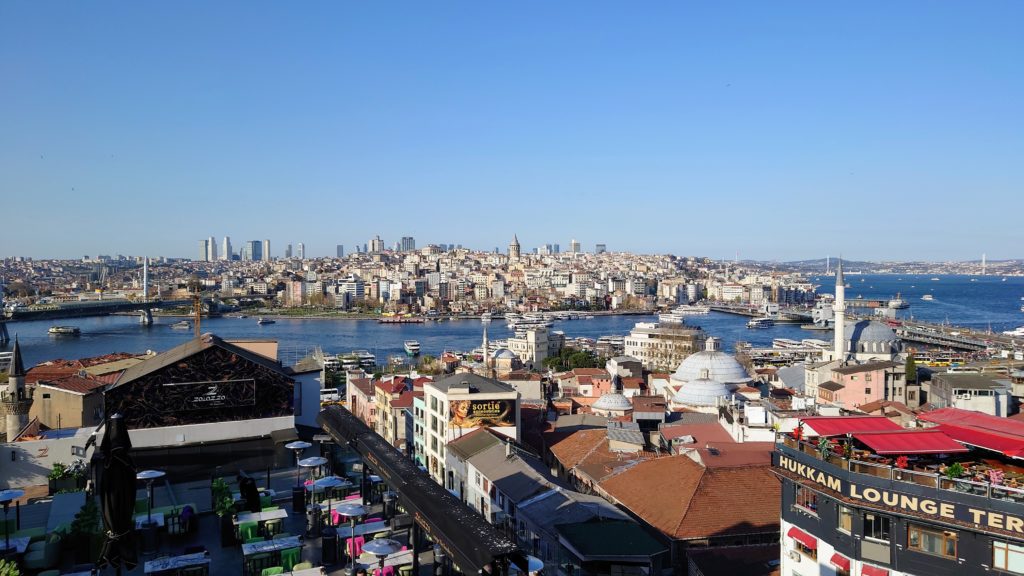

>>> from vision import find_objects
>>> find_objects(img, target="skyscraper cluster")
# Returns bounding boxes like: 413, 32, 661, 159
196, 236, 273, 261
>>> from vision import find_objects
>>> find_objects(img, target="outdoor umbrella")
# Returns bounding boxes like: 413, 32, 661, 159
96, 414, 138, 573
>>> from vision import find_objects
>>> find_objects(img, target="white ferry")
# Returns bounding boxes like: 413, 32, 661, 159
48, 326, 81, 336
404, 340, 421, 356
747, 317, 774, 329
170, 320, 191, 330
257, 317, 276, 325
921, 294, 934, 301
887, 294, 910, 309
353, 350, 377, 369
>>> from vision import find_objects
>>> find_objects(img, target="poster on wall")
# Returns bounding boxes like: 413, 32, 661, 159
160, 379, 257, 411
448, 399, 515, 429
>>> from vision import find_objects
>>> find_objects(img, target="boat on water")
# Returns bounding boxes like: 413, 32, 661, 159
257, 317, 276, 325
747, 317, 774, 329
353, 350, 376, 369
658, 304, 711, 325
887, 293, 910, 309
48, 326, 80, 336
238, 314, 248, 319
170, 320, 191, 330
404, 340, 421, 356
1003, 327, 1024, 338
481, 312, 493, 322
921, 294, 934, 301
931, 277, 940, 281
772, 338, 802, 349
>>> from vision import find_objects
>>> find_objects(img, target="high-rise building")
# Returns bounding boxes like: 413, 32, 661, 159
222, 237, 232, 261
296, 243, 305, 259
552, 243, 560, 254
262, 239, 271, 261
400, 236, 416, 252
570, 239, 580, 254
241, 240, 263, 262
595, 243, 607, 255
207, 236, 217, 261
336, 244, 344, 258
199, 239, 209, 261
285, 244, 293, 259
369, 235, 385, 253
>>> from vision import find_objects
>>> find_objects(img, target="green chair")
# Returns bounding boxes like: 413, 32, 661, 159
264, 518, 284, 538
260, 494, 272, 509
247, 553, 273, 576
398, 566, 414, 576
293, 562, 313, 570
281, 546, 302, 571
261, 505, 280, 512
261, 567, 285, 576
239, 521, 260, 542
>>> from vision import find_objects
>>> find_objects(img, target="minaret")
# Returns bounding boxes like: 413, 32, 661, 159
833, 258, 846, 362
481, 316, 491, 371
1, 337, 32, 441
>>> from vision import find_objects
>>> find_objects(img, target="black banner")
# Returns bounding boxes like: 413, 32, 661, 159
160, 379, 256, 411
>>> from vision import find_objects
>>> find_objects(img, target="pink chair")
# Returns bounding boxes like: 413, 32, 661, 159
346, 538, 357, 558
331, 510, 341, 526
382, 567, 395, 576
365, 517, 383, 523
400, 546, 408, 551
354, 536, 366, 556
344, 494, 361, 501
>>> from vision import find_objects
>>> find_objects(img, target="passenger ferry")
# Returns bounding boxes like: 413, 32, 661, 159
48, 326, 81, 336
353, 350, 377, 369
170, 320, 191, 330
747, 317, 774, 329
921, 294, 934, 301
404, 340, 421, 356
887, 293, 910, 309
257, 317, 276, 325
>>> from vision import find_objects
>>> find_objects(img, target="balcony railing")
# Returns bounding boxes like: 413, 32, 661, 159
776, 434, 1024, 504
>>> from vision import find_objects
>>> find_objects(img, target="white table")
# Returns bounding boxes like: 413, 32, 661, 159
288, 568, 323, 576
0, 536, 30, 554
242, 535, 302, 557
335, 520, 389, 538
135, 511, 165, 529
144, 552, 210, 574
234, 508, 288, 525
357, 549, 413, 570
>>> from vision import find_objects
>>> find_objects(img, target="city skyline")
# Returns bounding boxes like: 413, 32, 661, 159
2, 2, 1022, 260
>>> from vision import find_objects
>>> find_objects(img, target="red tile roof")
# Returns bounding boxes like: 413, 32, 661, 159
600, 457, 780, 540
37, 375, 106, 395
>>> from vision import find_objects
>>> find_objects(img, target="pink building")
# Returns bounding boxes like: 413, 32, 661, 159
817, 361, 901, 409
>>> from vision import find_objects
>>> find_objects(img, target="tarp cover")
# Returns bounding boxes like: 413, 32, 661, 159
800, 416, 902, 437
318, 406, 527, 574
852, 429, 969, 455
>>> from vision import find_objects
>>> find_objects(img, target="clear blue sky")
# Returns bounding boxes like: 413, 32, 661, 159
2, 2, 1021, 261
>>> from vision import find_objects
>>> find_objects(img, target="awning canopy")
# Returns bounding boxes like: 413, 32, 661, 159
861, 564, 889, 576
829, 553, 850, 571
920, 408, 1024, 458
800, 416, 902, 437
931, 425, 1024, 458
852, 429, 969, 455
786, 526, 817, 550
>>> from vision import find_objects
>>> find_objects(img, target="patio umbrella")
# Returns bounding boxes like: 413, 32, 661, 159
96, 414, 138, 574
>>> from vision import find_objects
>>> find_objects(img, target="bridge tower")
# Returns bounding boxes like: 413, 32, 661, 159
139, 257, 153, 326
0, 337, 32, 441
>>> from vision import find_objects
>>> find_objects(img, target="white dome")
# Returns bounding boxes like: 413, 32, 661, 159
492, 348, 517, 360
672, 375, 733, 407
593, 392, 632, 412
845, 320, 902, 355
672, 351, 751, 385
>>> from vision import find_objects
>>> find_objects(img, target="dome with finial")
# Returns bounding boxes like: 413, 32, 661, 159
671, 337, 751, 385
844, 319, 902, 356
672, 368, 733, 407
592, 392, 632, 412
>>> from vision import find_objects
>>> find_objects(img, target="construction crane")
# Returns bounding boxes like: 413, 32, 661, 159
187, 275, 203, 338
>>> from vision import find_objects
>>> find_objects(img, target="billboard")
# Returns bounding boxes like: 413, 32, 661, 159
160, 379, 256, 411
448, 399, 515, 429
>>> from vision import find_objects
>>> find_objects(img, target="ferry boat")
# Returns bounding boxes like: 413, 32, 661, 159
353, 350, 376, 369
1002, 327, 1024, 338
658, 304, 711, 324
772, 338, 802, 349
921, 294, 934, 301
48, 326, 81, 336
480, 312, 493, 323
887, 293, 910, 309
338, 355, 361, 371
257, 317, 276, 325
800, 338, 830, 350
747, 317, 774, 329
170, 320, 191, 330
404, 340, 421, 356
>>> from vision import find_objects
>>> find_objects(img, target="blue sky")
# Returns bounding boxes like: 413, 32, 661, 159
2, 2, 1021, 261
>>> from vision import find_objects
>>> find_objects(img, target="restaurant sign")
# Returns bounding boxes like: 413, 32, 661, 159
776, 453, 1024, 536
160, 378, 256, 411
448, 399, 515, 429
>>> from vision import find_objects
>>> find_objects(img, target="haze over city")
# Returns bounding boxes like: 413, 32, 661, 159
2, 2, 1022, 260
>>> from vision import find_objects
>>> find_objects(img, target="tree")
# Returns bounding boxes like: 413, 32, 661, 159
905, 354, 918, 384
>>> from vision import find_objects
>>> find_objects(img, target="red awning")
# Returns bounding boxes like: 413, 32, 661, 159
861, 564, 889, 576
800, 416, 902, 437
786, 526, 817, 550
852, 429, 969, 455
931, 424, 1024, 459
829, 553, 851, 571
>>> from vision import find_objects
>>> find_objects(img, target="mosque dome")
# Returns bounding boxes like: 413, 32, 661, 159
845, 320, 902, 356
592, 392, 632, 412
492, 348, 518, 360
672, 369, 734, 407
671, 337, 751, 385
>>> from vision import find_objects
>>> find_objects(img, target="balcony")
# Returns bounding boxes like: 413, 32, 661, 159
776, 434, 1024, 505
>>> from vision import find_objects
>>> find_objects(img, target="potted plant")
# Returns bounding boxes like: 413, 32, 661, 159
945, 462, 965, 480
69, 499, 102, 564
817, 437, 832, 462
212, 479, 237, 547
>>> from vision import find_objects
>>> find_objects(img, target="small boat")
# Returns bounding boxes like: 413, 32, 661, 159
238, 314, 248, 319
48, 326, 81, 336
931, 277, 940, 281
747, 317, 774, 329
170, 320, 191, 330
404, 340, 421, 356
921, 294, 934, 301
887, 294, 910, 309
257, 317, 276, 325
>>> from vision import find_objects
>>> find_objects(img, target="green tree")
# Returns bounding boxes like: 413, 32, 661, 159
905, 354, 918, 384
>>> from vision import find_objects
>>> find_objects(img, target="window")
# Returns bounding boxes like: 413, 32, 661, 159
866, 373, 873, 382
864, 513, 890, 542
994, 540, 1024, 574
865, 387, 872, 395
908, 523, 957, 558
795, 486, 818, 515
908, 390, 917, 401
795, 540, 817, 560
42, 393, 51, 399
837, 505, 853, 534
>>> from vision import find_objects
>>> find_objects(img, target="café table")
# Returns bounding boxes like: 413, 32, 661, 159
144, 552, 210, 574
234, 508, 289, 525
335, 520, 389, 539
242, 535, 303, 557
356, 548, 414, 570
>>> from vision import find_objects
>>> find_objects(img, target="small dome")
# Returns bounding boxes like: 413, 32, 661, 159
492, 348, 517, 360
672, 369, 733, 407
593, 392, 632, 412
672, 339, 750, 385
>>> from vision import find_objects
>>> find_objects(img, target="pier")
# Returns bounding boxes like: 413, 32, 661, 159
707, 303, 813, 324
